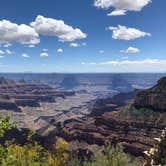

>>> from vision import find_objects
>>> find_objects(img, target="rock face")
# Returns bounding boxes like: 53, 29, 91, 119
90, 91, 136, 117
57, 109, 166, 156
134, 77, 166, 112
0, 77, 75, 112
51, 79, 166, 157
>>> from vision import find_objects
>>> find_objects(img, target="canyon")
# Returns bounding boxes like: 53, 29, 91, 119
0, 74, 166, 158
43, 77, 166, 157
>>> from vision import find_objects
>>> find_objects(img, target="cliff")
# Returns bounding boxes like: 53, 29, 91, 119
134, 77, 166, 112
0, 77, 75, 111
90, 90, 136, 117
50, 78, 166, 157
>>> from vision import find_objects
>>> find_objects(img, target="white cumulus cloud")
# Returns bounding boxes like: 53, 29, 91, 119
107, 10, 126, 16
70, 42, 87, 47
21, 53, 30, 58
120, 47, 140, 53
69, 42, 80, 47
42, 48, 48, 52
0, 50, 5, 54
0, 19, 40, 44
28, 44, 35, 48
57, 48, 63, 53
6, 49, 14, 55
108, 25, 151, 40
94, 0, 151, 11
3, 43, 12, 47
40, 52, 49, 57
31, 15, 87, 42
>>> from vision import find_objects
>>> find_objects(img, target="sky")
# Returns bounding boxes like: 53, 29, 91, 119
0, 0, 166, 73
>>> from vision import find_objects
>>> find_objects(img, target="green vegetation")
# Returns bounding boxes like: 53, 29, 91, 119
0, 114, 17, 137
4, 114, 164, 166
0, 114, 69, 166
69, 145, 141, 166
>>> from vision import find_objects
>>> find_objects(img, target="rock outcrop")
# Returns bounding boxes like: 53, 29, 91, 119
58, 105, 166, 156
90, 91, 136, 117
134, 77, 166, 112
0, 77, 75, 111
52, 78, 166, 157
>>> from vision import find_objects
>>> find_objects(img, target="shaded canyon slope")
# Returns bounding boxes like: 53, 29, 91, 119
134, 77, 166, 112
52, 77, 166, 156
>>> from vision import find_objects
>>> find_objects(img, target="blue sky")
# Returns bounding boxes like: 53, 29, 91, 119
0, 0, 166, 73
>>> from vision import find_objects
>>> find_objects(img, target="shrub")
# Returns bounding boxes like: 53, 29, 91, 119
0, 114, 69, 166
69, 145, 142, 166
0, 115, 17, 138
0, 114, 142, 166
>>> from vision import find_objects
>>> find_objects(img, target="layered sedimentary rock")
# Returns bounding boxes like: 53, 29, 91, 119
0, 77, 75, 112
53, 78, 166, 156
58, 110, 165, 156
134, 77, 166, 112
90, 91, 136, 116
1, 75, 166, 157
